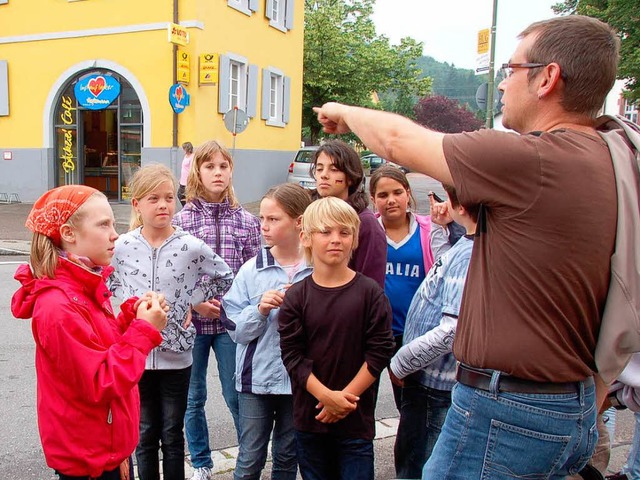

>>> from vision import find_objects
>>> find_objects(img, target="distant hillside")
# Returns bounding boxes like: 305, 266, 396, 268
416, 56, 488, 111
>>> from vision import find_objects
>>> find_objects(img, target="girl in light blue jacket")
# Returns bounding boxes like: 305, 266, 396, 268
223, 183, 312, 480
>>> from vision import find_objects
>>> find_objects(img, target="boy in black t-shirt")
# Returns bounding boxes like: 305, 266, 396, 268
278, 197, 394, 480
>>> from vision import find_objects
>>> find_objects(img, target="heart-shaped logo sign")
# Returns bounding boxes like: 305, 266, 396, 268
88, 76, 106, 97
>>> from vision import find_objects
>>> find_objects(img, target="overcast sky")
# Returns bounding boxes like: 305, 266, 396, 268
372, 0, 560, 71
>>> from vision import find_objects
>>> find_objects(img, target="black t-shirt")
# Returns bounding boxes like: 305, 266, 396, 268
278, 273, 394, 439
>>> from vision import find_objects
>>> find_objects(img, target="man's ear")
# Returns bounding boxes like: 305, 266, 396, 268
537, 62, 563, 100
59, 224, 75, 244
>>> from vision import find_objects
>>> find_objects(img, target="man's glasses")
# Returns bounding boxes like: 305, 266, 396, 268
500, 63, 547, 78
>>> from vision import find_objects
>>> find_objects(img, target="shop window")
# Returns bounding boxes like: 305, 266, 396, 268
261, 67, 290, 127
227, 0, 258, 16
265, 0, 294, 31
218, 54, 258, 117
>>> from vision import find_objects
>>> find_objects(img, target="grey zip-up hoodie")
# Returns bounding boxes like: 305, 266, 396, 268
109, 226, 233, 369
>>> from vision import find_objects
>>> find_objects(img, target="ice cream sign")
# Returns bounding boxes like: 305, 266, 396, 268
74, 75, 121, 110
169, 83, 190, 113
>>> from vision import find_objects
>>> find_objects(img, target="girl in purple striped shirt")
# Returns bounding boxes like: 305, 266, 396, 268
173, 140, 261, 480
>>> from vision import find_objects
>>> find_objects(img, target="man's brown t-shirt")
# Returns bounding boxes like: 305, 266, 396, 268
443, 129, 616, 382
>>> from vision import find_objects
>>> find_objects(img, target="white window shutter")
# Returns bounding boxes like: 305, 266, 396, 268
218, 55, 230, 113
261, 69, 271, 120
0, 61, 8, 116
285, 0, 294, 30
265, 0, 273, 19
247, 64, 258, 118
282, 76, 291, 124
249, 0, 259, 12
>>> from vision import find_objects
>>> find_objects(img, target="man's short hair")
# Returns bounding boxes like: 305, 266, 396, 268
520, 15, 620, 118
301, 197, 361, 264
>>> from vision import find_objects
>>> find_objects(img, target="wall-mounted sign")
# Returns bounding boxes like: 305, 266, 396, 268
74, 75, 121, 110
177, 50, 190, 85
169, 84, 190, 114
168, 23, 189, 46
199, 53, 219, 85
3, 151, 12, 160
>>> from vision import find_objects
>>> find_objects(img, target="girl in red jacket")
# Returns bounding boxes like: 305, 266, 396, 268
11, 185, 167, 480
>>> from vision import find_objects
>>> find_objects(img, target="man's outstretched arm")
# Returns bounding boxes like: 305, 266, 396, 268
313, 102, 453, 184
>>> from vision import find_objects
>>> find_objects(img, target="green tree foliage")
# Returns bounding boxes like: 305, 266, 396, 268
414, 95, 483, 133
303, 0, 431, 143
416, 56, 487, 111
553, 0, 640, 102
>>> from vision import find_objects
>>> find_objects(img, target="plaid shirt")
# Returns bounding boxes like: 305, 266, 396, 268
173, 198, 261, 334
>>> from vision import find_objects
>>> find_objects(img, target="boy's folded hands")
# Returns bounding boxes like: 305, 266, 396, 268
314, 390, 359, 424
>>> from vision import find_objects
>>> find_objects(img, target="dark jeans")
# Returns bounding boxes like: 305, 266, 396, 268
390, 335, 403, 411
57, 469, 119, 480
136, 367, 191, 480
295, 431, 373, 480
56, 457, 134, 479
394, 380, 451, 479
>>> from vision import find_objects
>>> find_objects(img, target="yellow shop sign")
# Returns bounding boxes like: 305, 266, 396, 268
168, 23, 189, 46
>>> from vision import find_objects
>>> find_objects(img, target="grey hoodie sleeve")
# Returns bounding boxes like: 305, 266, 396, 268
390, 315, 457, 379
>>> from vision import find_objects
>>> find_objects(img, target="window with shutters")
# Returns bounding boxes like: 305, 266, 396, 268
261, 67, 290, 127
265, 0, 294, 32
218, 54, 259, 118
228, 0, 258, 16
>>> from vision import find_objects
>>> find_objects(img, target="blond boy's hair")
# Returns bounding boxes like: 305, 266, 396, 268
301, 197, 360, 265
186, 140, 239, 208
128, 164, 177, 230
30, 191, 107, 278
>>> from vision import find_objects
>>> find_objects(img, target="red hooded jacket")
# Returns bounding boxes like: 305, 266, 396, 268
11, 258, 162, 477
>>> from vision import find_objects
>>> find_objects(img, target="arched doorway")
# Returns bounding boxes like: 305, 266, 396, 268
53, 69, 143, 201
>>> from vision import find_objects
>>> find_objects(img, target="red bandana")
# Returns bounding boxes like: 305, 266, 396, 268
26, 185, 99, 245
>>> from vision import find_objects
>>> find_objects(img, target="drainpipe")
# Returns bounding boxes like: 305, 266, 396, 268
172, 0, 178, 148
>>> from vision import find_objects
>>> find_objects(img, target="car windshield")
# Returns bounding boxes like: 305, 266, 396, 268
295, 151, 315, 163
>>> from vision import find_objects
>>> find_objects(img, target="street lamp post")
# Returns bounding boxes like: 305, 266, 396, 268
485, 0, 499, 129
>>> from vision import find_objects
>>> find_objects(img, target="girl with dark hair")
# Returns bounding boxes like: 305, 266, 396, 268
312, 139, 386, 287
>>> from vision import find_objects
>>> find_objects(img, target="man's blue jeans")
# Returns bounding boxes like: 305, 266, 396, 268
394, 380, 451, 479
136, 367, 191, 480
295, 431, 374, 480
422, 375, 597, 480
234, 393, 297, 480
185, 332, 239, 469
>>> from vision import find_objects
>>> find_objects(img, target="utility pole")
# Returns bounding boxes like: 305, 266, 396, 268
485, 0, 498, 129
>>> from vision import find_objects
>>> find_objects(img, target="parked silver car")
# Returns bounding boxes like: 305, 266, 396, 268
286, 146, 318, 189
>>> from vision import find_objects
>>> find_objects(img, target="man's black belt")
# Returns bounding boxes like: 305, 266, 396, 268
456, 363, 594, 394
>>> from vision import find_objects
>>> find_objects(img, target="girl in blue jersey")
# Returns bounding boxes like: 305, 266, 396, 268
369, 165, 468, 411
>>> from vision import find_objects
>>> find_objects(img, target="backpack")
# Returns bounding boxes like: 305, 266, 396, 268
594, 115, 640, 383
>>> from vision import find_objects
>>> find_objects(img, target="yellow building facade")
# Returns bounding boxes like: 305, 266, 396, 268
0, 0, 303, 202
